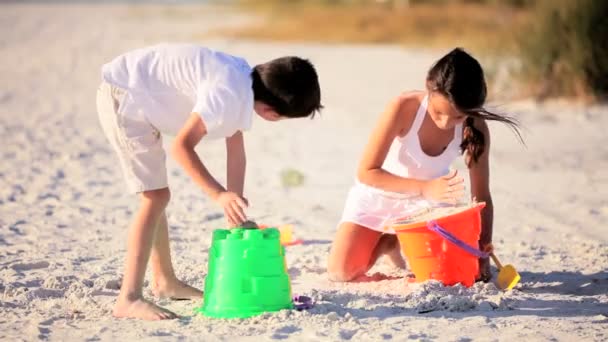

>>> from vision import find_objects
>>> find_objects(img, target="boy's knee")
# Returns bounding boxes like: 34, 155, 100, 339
141, 188, 171, 208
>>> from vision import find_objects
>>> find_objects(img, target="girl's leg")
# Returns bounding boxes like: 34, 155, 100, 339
113, 188, 177, 320
149, 211, 203, 299
327, 222, 405, 282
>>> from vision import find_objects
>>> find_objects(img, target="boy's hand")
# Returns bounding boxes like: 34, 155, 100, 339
215, 191, 248, 226
421, 170, 465, 204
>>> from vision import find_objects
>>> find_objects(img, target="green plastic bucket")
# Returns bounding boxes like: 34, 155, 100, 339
196, 228, 294, 318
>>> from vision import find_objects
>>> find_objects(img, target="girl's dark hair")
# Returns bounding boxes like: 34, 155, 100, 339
426, 48, 522, 166
252, 56, 322, 118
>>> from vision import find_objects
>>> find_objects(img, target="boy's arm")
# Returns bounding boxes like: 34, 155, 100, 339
172, 113, 224, 199
226, 131, 246, 197
172, 113, 248, 224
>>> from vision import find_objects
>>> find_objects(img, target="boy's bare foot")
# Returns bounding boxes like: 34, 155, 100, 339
152, 279, 203, 300
113, 297, 177, 320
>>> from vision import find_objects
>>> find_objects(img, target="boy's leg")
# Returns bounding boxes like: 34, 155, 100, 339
113, 188, 177, 320
149, 212, 203, 299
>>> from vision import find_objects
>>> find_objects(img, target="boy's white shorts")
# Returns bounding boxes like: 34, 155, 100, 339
96, 82, 168, 193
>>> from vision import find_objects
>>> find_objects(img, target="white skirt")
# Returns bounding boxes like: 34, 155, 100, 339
339, 181, 432, 234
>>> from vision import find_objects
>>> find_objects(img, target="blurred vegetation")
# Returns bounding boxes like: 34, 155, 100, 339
229, 0, 530, 52
518, 0, 608, 100
225, 0, 606, 100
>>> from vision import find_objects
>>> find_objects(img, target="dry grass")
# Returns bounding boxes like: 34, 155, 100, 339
214, 1, 605, 101
516, 0, 608, 101
218, 2, 531, 53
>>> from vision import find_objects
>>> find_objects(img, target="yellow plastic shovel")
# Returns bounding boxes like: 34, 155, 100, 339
489, 252, 521, 290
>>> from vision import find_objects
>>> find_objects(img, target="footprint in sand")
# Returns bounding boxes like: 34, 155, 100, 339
9, 220, 27, 235
272, 325, 301, 339
26, 288, 64, 301
11, 261, 50, 271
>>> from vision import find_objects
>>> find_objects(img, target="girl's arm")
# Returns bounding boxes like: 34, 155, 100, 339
357, 96, 424, 193
357, 95, 463, 202
467, 118, 493, 247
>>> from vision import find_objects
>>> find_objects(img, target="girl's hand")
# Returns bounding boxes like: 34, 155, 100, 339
421, 170, 465, 204
215, 191, 248, 226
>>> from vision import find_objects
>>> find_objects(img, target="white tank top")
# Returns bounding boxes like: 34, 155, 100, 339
382, 94, 463, 181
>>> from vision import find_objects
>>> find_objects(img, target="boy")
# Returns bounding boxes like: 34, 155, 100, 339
96, 43, 322, 320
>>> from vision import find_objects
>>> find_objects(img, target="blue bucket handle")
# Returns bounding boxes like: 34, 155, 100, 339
426, 220, 489, 259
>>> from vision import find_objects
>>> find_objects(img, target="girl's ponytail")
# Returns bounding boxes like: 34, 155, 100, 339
460, 109, 521, 166
427, 48, 522, 166
461, 117, 484, 166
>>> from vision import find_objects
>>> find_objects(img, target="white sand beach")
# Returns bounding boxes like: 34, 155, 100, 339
0, 3, 606, 341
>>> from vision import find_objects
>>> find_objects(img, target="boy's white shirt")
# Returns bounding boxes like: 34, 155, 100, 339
101, 43, 254, 140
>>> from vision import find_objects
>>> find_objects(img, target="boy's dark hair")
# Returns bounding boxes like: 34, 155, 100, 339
427, 47, 522, 166
251, 56, 322, 118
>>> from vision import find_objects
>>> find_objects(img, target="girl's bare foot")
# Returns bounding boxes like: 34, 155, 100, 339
377, 234, 407, 269
385, 243, 407, 269
152, 279, 203, 300
113, 296, 177, 320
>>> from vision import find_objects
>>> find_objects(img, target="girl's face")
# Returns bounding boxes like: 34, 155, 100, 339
427, 92, 467, 130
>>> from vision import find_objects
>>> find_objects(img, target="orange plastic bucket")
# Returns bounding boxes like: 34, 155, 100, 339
392, 203, 486, 287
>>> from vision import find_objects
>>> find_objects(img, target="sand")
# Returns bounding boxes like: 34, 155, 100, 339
0, 2, 607, 341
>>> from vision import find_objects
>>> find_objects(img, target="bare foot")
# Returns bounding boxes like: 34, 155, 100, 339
385, 243, 407, 269
113, 296, 177, 320
152, 279, 203, 300
377, 235, 407, 269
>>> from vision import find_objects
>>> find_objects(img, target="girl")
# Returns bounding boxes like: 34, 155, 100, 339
328, 48, 520, 283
